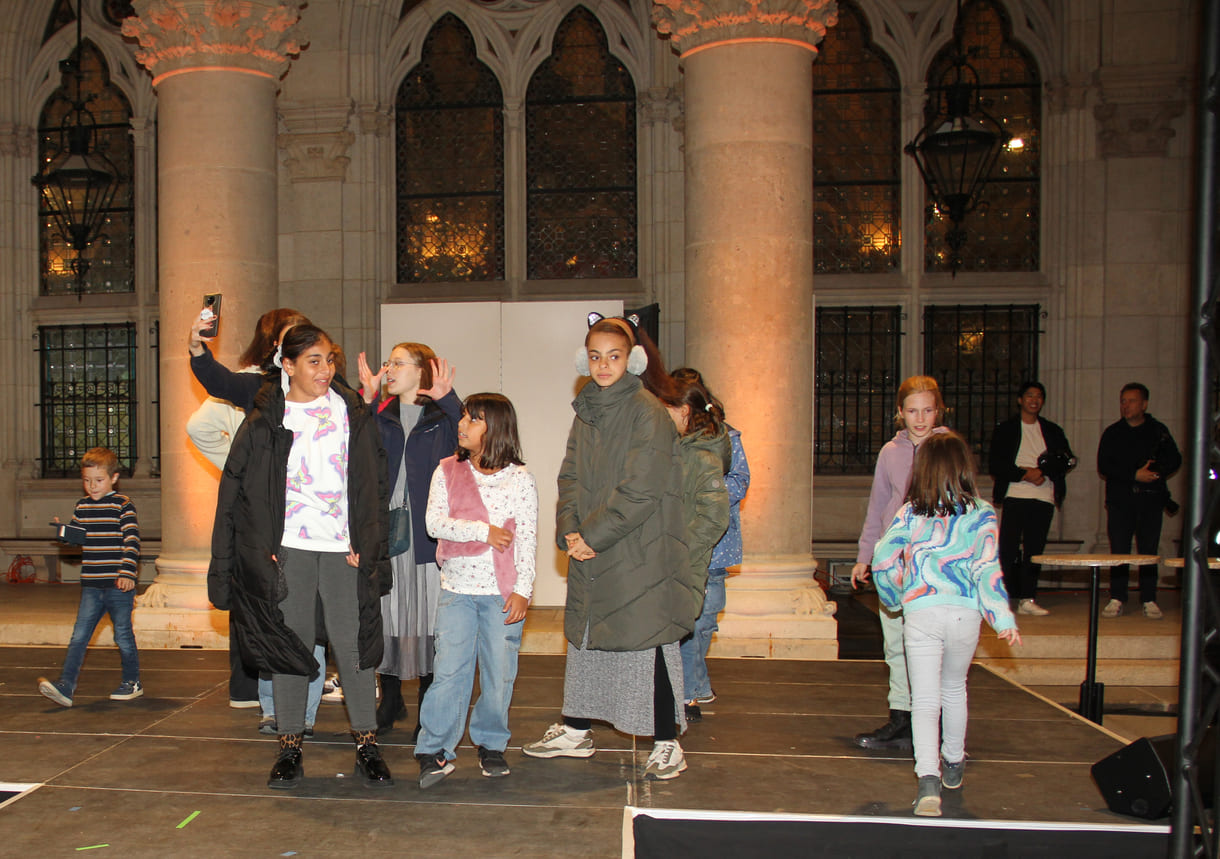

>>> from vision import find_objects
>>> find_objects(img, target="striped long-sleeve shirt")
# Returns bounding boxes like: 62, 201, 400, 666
71, 492, 140, 587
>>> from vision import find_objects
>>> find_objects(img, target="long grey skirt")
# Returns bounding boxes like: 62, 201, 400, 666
561, 640, 686, 737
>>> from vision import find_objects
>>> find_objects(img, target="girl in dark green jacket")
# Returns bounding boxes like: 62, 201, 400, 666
522, 315, 690, 780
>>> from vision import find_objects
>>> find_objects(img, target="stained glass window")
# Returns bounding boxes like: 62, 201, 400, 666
526, 7, 637, 280
811, 2, 901, 274
396, 14, 505, 283
923, 0, 1040, 273
816, 306, 904, 473
38, 323, 138, 477
37, 41, 134, 296
923, 304, 1040, 462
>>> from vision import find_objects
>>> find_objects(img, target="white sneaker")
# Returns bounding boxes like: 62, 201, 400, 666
1143, 601, 1164, 619
644, 740, 687, 780
1018, 599, 1049, 616
321, 673, 344, 703
522, 723, 595, 759
1101, 598, 1124, 618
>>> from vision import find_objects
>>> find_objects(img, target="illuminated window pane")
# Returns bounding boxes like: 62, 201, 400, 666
923, 304, 1040, 462
37, 41, 134, 296
811, 2, 901, 274
39, 323, 137, 477
526, 7, 636, 279
923, 0, 1040, 273
815, 306, 903, 474
396, 14, 505, 283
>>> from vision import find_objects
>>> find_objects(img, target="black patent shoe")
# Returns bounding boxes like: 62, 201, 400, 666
268, 747, 304, 790
356, 742, 394, 789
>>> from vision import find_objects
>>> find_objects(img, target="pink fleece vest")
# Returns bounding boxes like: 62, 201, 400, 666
434, 455, 517, 602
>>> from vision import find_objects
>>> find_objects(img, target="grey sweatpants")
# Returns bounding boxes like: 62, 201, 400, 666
273, 547, 377, 735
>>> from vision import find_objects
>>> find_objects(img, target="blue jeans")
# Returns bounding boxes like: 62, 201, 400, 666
259, 644, 326, 726
680, 568, 727, 701
60, 586, 139, 694
416, 591, 523, 758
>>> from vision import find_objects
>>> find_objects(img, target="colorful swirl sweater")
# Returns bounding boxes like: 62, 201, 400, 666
870, 499, 1016, 633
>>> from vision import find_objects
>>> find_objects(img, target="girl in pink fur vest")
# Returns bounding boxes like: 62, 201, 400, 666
414, 393, 538, 788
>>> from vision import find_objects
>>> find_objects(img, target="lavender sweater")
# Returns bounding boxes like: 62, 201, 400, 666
855, 427, 950, 566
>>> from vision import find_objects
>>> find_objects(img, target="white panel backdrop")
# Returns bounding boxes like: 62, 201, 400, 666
379, 300, 623, 606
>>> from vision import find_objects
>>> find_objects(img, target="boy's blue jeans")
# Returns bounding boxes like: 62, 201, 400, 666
416, 591, 523, 758
60, 585, 139, 694
680, 568, 727, 702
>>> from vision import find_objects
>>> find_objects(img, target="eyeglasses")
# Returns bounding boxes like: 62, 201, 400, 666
383, 360, 420, 369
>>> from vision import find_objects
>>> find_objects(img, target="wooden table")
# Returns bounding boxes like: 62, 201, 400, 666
1163, 557, 1220, 569
1031, 553, 1160, 724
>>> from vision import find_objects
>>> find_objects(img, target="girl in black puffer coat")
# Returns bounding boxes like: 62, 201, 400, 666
208, 325, 393, 791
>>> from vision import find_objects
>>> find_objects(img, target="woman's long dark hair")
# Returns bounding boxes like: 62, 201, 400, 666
248, 308, 309, 370
906, 431, 979, 516
457, 393, 524, 471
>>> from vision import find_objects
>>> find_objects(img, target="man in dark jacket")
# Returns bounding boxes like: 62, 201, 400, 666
989, 381, 1074, 617
1097, 382, 1181, 619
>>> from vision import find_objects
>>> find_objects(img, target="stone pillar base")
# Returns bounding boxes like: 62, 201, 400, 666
133, 556, 229, 648
709, 556, 838, 660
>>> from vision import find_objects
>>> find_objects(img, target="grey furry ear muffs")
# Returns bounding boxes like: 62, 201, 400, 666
579, 312, 648, 376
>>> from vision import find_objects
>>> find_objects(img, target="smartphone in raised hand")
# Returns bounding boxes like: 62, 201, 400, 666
200, 293, 222, 338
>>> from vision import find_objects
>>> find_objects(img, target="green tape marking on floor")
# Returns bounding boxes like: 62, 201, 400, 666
75, 845, 108, 851
177, 811, 201, 829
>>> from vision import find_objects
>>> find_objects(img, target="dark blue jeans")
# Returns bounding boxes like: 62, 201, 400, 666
60, 585, 140, 694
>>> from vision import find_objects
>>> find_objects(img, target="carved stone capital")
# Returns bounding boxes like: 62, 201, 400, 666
1093, 65, 1188, 158
278, 129, 354, 182
0, 122, 36, 158
637, 85, 681, 127
354, 103, 393, 138
123, 0, 305, 83
1045, 73, 1092, 114
652, 0, 838, 58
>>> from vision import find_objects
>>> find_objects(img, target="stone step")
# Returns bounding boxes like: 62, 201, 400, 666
978, 657, 1180, 687
974, 631, 1180, 661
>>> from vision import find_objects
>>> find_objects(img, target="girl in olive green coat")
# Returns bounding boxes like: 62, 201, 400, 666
522, 315, 691, 780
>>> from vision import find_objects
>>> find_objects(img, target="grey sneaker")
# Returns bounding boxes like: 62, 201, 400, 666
522, 723, 595, 759
644, 740, 687, 780
417, 753, 454, 789
259, 716, 277, 735
478, 746, 511, 777
1018, 599, 1049, 616
38, 677, 72, 708
110, 679, 143, 701
1143, 601, 1164, 619
942, 757, 965, 789
1101, 598, 1123, 618
914, 775, 942, 816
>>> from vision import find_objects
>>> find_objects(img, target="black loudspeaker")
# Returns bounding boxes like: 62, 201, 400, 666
1091, 729, 1215, 820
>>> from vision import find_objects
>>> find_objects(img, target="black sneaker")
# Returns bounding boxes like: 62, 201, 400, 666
478, 746, 510, 778
684, 703, 703, 723
417, 753, 454, 789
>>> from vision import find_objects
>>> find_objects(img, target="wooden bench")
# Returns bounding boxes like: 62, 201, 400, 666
0, 538, 162, 584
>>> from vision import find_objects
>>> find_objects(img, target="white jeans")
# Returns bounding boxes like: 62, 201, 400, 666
903, 604, 981, 778
879, 604, 910, 710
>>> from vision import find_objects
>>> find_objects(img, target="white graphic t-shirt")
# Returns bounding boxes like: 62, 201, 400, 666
280, 389, 350, 552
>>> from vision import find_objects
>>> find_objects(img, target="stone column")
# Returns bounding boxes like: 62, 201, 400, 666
653, 0, 838, 657
123, 0, 304, 646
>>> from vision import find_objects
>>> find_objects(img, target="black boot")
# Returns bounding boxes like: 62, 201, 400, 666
413, 672, 433, 741
268, 734, 304, 789
354, 730, 394, 788
853, 709, 913, 751
376, 673, 408, 734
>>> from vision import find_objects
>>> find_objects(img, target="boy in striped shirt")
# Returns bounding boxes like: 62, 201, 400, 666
38, 448, 142, 707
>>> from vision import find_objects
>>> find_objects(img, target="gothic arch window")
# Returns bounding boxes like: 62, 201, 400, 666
396, 14, 505, 283
526, 6, 637, 280
923, 0, 1041, 273
37, 40, 135, 296
811, 1, 901, 274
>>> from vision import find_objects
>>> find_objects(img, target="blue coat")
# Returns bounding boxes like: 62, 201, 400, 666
371, 391, 461, 565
